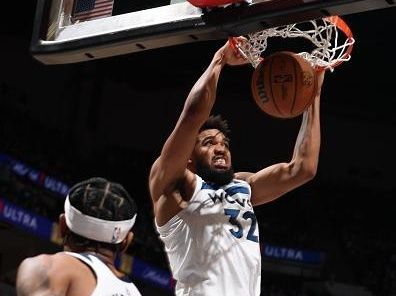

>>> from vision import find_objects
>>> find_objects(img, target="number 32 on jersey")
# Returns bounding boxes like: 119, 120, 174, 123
224, 209, 259, 243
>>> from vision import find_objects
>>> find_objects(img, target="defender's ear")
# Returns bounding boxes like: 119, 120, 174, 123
59, 214, 69, 238
120, 232, 134, 253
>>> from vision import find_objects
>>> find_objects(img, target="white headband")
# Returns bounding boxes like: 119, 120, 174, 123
64, 195, 136, 244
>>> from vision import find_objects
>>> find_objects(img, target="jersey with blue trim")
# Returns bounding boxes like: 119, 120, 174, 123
156, 174, 261, 296
64, 252, 142, 296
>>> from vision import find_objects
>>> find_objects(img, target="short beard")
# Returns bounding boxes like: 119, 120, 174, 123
195, 162, 234, 186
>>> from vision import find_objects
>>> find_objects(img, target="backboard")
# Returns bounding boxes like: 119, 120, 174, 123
30, 0, 395, 65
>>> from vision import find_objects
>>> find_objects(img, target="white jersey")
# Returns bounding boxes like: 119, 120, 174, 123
64, 252, 142, 296
156, 175, 261, 296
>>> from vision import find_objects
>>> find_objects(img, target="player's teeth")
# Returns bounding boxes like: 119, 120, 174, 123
214, 158, 225, 165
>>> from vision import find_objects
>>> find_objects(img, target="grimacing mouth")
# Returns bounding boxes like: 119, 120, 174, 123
212, 155, 228, 168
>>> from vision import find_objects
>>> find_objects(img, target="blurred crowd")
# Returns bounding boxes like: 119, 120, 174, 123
0, 94, 167, 269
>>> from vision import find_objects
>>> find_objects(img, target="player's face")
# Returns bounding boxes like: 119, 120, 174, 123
193, 129, 232, 171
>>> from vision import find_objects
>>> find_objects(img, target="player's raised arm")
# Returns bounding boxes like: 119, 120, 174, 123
149, 38, 247, 223
244, 70, 325, 206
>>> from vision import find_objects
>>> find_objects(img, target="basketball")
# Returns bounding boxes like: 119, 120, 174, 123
251, 51, 317, 119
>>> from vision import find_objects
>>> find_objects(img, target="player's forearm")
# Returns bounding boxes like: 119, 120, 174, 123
182, 48, 226, 122
150, 48, 227, 196
291, 95, 321, 177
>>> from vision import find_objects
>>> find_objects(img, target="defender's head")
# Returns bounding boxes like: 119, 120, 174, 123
60, 177, 137, 254
189, 115, 234, 185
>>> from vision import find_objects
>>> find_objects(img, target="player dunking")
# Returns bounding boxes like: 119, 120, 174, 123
16, 178, 142, 296
149, 37, 325, 295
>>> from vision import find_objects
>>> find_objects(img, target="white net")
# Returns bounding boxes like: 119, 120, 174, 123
235, 16, 355, 71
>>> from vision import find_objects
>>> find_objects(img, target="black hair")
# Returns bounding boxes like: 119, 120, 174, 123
199, 115, 230, 137
65, 177, 137, 252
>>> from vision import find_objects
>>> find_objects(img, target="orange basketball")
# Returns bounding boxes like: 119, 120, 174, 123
251, 51, 317, 119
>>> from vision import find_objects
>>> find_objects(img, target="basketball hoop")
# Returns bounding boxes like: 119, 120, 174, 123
230, 16, 355, 72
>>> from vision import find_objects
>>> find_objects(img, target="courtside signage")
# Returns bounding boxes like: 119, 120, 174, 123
0, 197, 53, 239
132, 257, 173, 291
263, 243, 324, 265
0, 152, 70, 197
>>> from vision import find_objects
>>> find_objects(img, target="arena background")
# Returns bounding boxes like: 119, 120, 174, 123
0, 1, 395, 295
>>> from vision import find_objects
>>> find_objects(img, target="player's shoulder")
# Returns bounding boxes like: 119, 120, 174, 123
229, 176, 252, 193
18, 252, 74, 275
16, 253, 84, 296
18, 253, 53, 272
16, 253, 56, 288
234, 171, 254, 183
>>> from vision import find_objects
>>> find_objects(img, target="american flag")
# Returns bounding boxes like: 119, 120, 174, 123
72, 0, 114, 22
